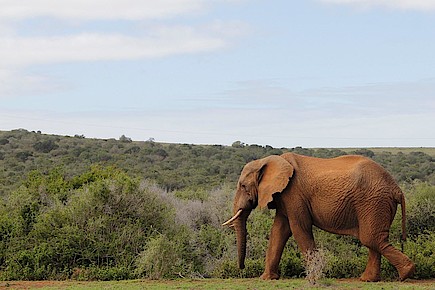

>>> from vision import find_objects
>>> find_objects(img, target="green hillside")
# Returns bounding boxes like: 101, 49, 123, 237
1, 129, 434, 196
339, 147, 435, 157
0, 129, 434, 281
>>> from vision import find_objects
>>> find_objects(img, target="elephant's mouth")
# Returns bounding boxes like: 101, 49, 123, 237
222, 209, 243, 227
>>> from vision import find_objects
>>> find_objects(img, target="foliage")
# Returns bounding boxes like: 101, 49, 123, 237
0, 167, 173, 280
406, 182, 435, 237
135, 234, 182, 279
1, 130, 434, 198
0, 130, 434, 281
405, 232, 435, 279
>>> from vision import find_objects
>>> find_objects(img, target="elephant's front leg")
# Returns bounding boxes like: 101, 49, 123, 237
260, 213, 291, 280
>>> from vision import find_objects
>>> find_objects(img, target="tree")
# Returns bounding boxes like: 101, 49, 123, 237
119, 135, 132, 143
33, 140, 59, 153
232, 141, 245, 148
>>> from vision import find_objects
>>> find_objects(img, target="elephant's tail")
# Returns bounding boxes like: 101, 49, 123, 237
400, 193, 407, 243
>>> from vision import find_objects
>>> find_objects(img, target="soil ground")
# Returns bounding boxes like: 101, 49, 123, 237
1, 279, 434, 290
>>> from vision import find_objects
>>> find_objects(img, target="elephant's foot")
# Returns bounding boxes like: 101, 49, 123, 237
398, 261, 415, 281
360, 259, 381, 282
360, 271, 381, 282
260, 272, 280, 280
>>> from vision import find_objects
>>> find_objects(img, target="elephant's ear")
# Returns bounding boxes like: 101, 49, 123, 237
257, 155, 294, 209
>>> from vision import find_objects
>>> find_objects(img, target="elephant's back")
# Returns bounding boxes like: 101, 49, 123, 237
284, 152, 402, 197
294, 153, 402, 200
289, 153, 371, 171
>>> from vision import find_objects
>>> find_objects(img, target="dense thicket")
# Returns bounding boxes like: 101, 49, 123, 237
0, 129, 434, 280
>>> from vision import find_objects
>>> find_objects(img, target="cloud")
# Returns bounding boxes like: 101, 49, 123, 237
0, 0, 207, 21
0, 69, 67, 97
219, 78, 435, 119
319, 0, 435, 11
0, 25, 229, 97
0, 27, 227, 68
0, 1, 245, 98
0, 1, 240, 68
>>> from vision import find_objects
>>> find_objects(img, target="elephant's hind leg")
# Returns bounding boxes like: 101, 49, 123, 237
360, 249, 381, 282
377, 234, 415, 281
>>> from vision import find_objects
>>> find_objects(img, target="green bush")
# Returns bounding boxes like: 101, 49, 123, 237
33, 139, 59, 153
212, 259, 264, 278
407, 182, 435, 237
135, 230, 202, 279
324, 254, 366, 279
279, 248, 304, 278
135, 234, 186, 279
71, 266, 131, 281
405, 232, 435, 279
0, 167, 175, 280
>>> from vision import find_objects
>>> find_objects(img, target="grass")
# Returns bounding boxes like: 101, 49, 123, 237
2, 279, 435, 290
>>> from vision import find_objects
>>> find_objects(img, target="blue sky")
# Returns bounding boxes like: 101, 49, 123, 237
1, 0, 435, 147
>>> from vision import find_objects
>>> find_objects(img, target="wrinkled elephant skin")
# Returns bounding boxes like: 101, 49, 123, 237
223, 153, 415, 282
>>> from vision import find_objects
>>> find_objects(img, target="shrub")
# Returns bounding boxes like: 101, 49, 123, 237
71, 266, 131, 281
407, 182, 435, 237
324, 254, 366, 279
135, 234, 182, 279
314, 231, 367, 278
0, 167, 175, 280
279, 247, 304, 278
405, 231, 435, 279
33, 140, 59, 153
304, 249, 327, 284
212, 259, 264, 278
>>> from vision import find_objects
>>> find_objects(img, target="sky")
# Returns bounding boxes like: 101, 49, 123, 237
1, 0, 435, 148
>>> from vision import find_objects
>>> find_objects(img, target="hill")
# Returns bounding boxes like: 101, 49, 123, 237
339, 147, 435, 157
1, 129, 434, 197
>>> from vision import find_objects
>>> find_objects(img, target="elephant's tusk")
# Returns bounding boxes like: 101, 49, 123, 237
222, 209, 243, 226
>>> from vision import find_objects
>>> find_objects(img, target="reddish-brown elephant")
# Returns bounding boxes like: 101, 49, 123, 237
222, 153, 415, 282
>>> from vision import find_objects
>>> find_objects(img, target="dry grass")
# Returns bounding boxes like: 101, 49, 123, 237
304, 249, 327, 285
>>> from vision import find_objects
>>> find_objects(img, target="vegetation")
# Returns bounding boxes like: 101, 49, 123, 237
0, 129, 434, 281
1, 129, 434, 196
304, 249, 327, 285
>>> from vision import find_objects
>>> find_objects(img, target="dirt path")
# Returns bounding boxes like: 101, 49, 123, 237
1, 279, 435, 289
0, 281, 67, 289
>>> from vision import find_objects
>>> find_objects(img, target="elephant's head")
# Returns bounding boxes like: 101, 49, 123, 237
222, 155, 294, 269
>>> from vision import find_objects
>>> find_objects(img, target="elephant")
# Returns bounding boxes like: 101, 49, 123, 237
222, 153, 415, 282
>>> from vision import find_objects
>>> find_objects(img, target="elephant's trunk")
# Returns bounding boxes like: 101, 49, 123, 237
233, 210, 251, 269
